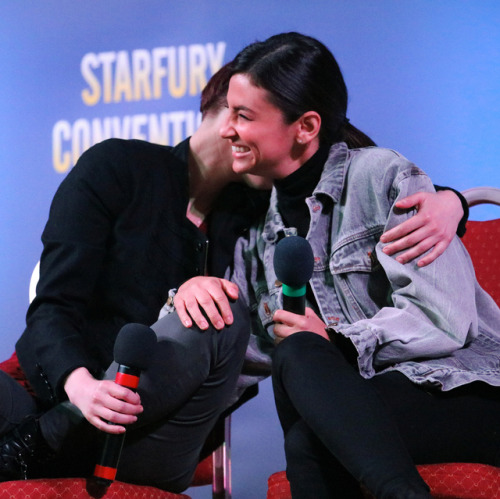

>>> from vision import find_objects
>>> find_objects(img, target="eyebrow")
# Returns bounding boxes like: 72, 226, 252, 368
232, 104, 253, 113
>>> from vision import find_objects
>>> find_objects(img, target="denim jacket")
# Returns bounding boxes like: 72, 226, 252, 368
232, 142, 500, 391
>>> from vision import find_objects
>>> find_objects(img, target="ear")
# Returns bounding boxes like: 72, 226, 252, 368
296, 111, 321, 144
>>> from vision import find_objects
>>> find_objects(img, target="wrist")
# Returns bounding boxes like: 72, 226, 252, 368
64, 367, 92, 400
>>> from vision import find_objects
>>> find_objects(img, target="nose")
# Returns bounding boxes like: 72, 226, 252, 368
220, 113, 235, 140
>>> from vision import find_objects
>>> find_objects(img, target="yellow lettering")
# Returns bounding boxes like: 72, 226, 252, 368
131, 114, 148, 141
81, 53, 101, 106
168, 46, 187, 99
72, 119, 91, 166
91, 118, 113, 144
52, 121, 72, 173
152, 47, 168, 99
189, 44, 207, 96
52, 109, 203, 172
169, 111, 186, 144
113, 51, 133, 103
206, 42, 226, 75
99, 52, 116, 104
148, 113, 170, 145
132, 49, 152, 100
184, 110, 197, 137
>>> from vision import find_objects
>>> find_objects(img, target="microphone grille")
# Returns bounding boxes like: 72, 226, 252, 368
113, 323, 157, 370
273, 236, 314, 287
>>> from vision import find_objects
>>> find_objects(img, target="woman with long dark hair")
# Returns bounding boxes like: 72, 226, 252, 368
175, 32, 500, 498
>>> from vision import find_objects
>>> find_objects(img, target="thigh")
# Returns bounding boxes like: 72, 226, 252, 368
106, 296, 250, 423
370, 371, 500, 465
116, 298, 251, 492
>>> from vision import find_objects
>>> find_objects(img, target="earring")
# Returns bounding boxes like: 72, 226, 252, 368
297, 138, 303, 144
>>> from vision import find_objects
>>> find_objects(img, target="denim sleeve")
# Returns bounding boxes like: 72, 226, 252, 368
341, 170, 479, 378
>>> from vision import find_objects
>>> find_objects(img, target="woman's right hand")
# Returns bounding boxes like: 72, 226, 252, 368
174, 276, 239, 331
64, 367, 143, 434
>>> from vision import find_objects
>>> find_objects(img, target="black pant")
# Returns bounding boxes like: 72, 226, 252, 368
0, 297, 250, 493
272, 332, 500, 499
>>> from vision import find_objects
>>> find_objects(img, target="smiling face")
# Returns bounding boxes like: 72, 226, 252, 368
220, 74, 317, 180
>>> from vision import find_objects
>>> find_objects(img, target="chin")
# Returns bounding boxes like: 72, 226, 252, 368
231, 160, 253, 175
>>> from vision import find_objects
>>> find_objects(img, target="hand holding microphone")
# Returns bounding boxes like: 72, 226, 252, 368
273, 236, 330, 341
92, 323, 157, 486
273, 235, 314, 315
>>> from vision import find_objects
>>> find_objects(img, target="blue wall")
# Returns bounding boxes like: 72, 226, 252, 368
1, 2, 499, 497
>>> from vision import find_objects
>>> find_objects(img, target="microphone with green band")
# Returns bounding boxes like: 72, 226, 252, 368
273, 235, 314, 315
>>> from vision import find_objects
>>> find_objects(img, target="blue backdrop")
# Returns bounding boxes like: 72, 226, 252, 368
1, 1, 499, 497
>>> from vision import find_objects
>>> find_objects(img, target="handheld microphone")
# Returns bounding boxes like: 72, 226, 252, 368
273, 235, 314, 315
93, 323, 157, 486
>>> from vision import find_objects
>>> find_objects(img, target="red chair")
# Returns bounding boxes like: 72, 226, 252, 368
267, 187, 500, 499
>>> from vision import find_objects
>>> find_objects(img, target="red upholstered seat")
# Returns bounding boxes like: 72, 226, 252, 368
0, 477, 191, 498
267, 464, 500, 499
417, 463, 500, 499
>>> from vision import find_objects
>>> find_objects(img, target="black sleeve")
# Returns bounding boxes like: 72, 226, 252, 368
17, 140, 132, 401
434, 185, 469, 237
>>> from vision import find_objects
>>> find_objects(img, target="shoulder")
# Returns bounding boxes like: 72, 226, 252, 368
64, 138, 185, 187
52, 139, 186, 212
77, 138, 177, 170
346, 145, 427, 185
347, 145, 412, 171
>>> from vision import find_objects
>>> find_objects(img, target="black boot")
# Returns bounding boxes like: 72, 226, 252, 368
381, 478, 433, 499
0, 416, 52, 481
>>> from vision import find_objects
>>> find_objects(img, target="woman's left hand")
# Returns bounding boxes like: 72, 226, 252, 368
273, 307, 329, 342
380, 190, 463, 267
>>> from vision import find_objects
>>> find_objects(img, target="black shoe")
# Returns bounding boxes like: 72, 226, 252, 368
383, 481, 433, 499
0, 416, 47, 481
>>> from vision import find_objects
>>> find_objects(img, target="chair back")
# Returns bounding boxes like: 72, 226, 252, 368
461, 186, 500, 307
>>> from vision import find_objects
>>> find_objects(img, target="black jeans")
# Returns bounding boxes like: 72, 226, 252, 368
0, 296, 251, 493
272, 332, 500, 499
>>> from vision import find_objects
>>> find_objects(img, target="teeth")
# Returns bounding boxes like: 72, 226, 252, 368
232, 146, 247, 153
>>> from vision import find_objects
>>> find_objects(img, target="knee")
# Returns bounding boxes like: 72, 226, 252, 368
225, 295, 251, 345
213, 295, 251, 365
229, 295, 250, 327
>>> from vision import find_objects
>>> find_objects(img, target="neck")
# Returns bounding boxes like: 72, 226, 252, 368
273, 140, 321, 180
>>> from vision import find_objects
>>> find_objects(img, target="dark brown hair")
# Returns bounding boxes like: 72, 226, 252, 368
230, 32, 375, 148
199, 62, 233, 118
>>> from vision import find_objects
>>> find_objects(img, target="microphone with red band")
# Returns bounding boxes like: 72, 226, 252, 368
93, 323, 157, 486
273, 235, 315, 315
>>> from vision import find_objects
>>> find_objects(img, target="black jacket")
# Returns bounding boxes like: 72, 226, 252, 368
16, 138, 269, 405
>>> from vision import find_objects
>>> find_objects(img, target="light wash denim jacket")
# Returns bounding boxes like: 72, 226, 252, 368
231, 142, 500, 391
